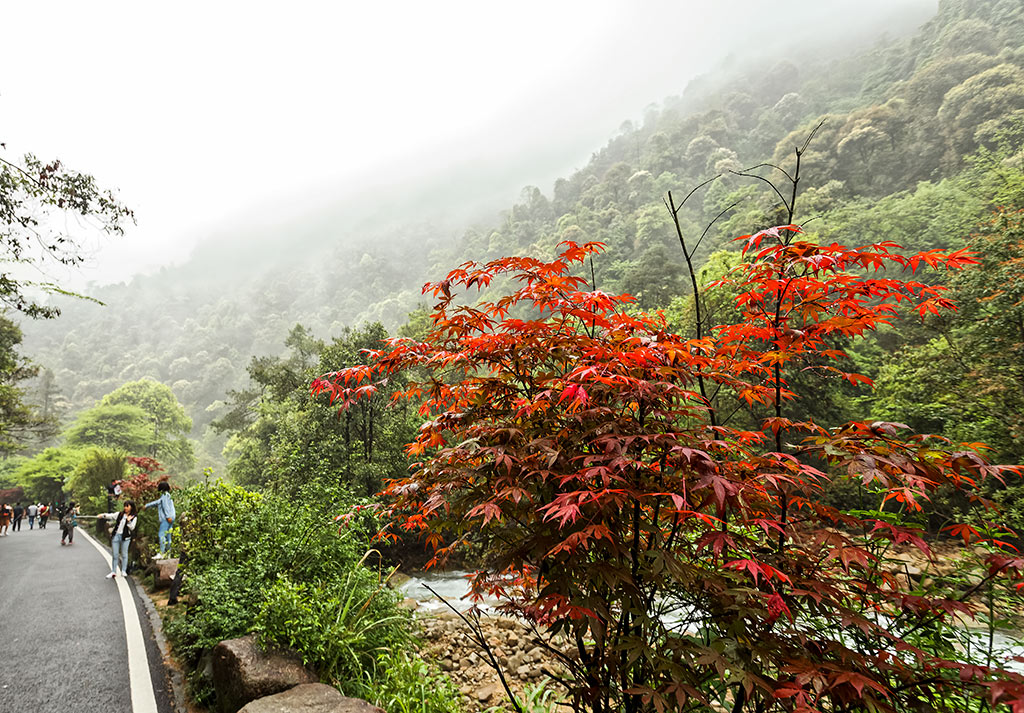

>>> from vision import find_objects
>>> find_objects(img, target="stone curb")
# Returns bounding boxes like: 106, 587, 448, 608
136, 571, 189, 713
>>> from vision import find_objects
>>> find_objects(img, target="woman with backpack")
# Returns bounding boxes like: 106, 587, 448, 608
107, 500, 138, 578
60, 502, 78, 545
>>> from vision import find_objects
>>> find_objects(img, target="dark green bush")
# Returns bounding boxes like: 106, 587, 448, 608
165, 481, 370, 662
164, 480, 462, 713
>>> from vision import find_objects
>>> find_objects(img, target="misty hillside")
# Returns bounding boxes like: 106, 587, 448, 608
19, 0, 1024, 471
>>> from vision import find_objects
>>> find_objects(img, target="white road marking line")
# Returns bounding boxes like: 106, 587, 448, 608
81, 527, 160, 713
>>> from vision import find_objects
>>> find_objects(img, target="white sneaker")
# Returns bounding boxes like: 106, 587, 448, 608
120, 570, 128, 577
106, 572, 116, 579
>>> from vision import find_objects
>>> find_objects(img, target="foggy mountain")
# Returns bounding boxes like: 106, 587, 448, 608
23, 0, 1010, 472
171, 1, 934, 283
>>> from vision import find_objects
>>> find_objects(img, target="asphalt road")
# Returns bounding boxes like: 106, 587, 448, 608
0, 522, 175, 713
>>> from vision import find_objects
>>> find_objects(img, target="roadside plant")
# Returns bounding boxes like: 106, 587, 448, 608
164, 479, 427, 713
253, 555, 409, 688
363, 649, 464, 713
118, 456, 167, 503
314, 235, 1024, 712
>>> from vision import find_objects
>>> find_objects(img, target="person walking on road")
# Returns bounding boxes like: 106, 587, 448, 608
38, 502, 49, 529
60, 502, 78, 545
26, 502, 38, 529
12, 502, 23, 532
0, 503, 11, 535
107, 500, 138, 579
145, 482, 175, 558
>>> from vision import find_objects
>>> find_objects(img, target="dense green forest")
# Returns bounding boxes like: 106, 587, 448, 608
8, 0, 1024, 487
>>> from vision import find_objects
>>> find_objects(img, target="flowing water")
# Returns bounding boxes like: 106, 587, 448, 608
398, 570, 502, 613
399, 571, 1024, 671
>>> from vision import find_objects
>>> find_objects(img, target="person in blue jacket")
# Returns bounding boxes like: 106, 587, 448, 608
145, 482, 176, 558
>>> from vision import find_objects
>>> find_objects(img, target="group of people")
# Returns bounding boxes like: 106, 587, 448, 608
0, 481, 176, 583
0, 501, 58, 535
105, 481, 176, 579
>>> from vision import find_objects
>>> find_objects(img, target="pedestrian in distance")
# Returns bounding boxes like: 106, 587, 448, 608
107, 500, 138, 578
12, 502, 23, 532
38, 503, 49, 529
60, 502, 78, 545
26, 502, 38, 529
145, 482, 176, 558
0, 503, 11, 536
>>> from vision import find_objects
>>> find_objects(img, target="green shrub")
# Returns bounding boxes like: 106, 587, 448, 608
165, 564, 265, 661
164, 479, 461, 713
253, 571, 408, 688
166, 480, 371, 663
363, 649, 464, 713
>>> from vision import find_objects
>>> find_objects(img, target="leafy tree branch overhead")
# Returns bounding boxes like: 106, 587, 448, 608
0, 148, 133, 318
0, 143, 132, 460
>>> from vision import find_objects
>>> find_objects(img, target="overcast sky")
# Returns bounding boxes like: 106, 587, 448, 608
3, 0, 935, 286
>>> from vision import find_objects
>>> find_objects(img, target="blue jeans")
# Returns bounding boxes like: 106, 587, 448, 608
112, 535, 130, 574
158, 519, 173, 554
28, 516, 35, 529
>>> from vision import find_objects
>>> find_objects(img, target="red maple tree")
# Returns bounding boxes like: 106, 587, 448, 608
118, 456, 168, 503
314, 232, 1024, 713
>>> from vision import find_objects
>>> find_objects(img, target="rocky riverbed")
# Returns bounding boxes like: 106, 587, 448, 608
412, 610, 571, 712
402, 544, 1024, 711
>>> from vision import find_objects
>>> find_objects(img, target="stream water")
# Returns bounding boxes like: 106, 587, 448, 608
398, 570, 501, 613
399, 571, 1024, 672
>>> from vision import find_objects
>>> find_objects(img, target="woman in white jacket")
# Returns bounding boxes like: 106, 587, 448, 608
107, 500, 139, 578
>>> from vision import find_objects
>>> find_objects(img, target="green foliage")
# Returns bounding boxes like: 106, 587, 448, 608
63, 381, 195, 474
513, 682, 565, 713
64, 403, 160, 453
99, 379, 194, 472
363, 650, 463, 713
9, 446, 84, 502
873, 207, 1024, 465
0, 150, 133, 319
253, 573, 407, 690
938, 63, 1024, 160
216, 323, 416, 497
0, 315, 56, 455
815, 176, 987, 253
64, 447, 125, 514
167, 563, 262, 659
165, 479, 459, 712
167, 480, 377, 656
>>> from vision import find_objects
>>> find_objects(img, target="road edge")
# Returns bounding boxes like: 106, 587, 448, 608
78, 526, 181, 713
135, 576, 189, 713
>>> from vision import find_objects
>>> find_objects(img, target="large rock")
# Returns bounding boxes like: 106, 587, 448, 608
212, 635, 317, 713
148, 557, 180, 588
238, 683, 383, 713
